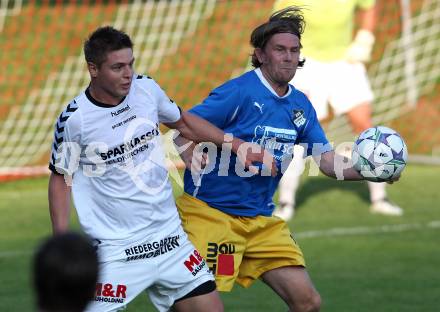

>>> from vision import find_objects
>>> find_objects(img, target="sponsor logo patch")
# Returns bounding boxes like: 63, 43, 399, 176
125, 235, 180, 262
206, 242, 235, 276
184, 250, 207, 276
252, 126, 297, 161
95, 283, 127, 304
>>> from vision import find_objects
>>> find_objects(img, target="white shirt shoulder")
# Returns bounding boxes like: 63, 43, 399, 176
132, 75, 181, 123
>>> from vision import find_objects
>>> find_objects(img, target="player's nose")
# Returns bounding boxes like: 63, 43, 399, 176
123, 65, 133, 77
284, 51, 294, 61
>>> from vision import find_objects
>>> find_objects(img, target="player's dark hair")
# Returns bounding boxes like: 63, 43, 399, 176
84, 26, 133, 67
33, 232, 99, 312
250, 6, 306, 68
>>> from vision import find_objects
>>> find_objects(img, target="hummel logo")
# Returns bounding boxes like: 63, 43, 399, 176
254, 102, 264, 114
111, 104, 130, 117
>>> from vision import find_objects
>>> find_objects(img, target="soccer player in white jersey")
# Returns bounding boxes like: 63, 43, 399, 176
174, 7, 400, 312
48, 26, 276, 312
273, 0, 403, 220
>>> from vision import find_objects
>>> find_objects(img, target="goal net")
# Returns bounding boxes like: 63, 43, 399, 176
0, 0, 438, 179
325, 0, 440, 165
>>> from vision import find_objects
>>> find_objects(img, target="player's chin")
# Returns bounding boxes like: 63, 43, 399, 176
280, 70, 295, 82
117, 88, 130, 97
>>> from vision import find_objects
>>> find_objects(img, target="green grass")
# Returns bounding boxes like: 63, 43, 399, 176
1, 164, 439, 311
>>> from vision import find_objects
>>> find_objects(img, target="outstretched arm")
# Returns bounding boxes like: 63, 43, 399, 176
48, 173, 71, 234
315, 150, 363, 180
317, 150, 401, 183
165, 111, 277, 176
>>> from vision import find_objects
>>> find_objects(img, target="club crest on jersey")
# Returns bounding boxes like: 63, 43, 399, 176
292, 109, 306, 127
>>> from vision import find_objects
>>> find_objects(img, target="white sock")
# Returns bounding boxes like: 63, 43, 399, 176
368, 181, 387, 203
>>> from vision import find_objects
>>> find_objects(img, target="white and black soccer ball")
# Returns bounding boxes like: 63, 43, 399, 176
352, 126, 408, 182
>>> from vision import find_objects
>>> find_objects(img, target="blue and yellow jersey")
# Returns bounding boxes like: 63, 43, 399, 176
183, 69, 332, 217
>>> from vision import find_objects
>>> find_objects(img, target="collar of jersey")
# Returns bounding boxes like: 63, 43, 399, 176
254, 68, 292, 98
85, 87, 127, 108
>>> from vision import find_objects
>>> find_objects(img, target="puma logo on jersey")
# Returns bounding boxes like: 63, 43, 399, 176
254, 102, 264, 114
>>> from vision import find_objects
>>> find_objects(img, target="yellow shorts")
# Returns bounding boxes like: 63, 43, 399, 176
176, 193, 305, 291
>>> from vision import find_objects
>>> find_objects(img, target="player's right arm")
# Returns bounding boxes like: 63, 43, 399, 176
48, 173, 71, 234
48, 100, 80, 235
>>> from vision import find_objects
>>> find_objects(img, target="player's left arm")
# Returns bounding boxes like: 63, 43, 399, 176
316, 150, 400, 183
315, 150, 364, 180
165, 111, 277, 176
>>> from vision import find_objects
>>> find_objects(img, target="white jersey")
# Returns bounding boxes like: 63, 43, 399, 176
49, 75, 182, 258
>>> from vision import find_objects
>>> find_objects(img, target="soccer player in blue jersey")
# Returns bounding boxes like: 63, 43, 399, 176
174, 7, 397, 312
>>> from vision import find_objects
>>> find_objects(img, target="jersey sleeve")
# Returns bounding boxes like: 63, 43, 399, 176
149, 78, 181, 123
49, 100, 81, 175
189, 81, 241, 129
297, 95, 333, 157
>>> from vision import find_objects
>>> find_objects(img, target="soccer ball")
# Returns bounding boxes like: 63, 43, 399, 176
352, 126, 408, 182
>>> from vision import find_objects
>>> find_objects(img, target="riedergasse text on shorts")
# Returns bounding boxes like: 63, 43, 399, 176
125, 235, 180, 261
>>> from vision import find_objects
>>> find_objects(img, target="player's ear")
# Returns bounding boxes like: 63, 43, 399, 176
254, 48, 266, 64
87, 62, 98, 78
